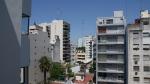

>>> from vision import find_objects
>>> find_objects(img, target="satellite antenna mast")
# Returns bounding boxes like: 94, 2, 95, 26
56, 8, 63, 20
81, 20, 85, 36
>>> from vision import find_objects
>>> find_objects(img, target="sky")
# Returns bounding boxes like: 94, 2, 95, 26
30, 0, 150, 42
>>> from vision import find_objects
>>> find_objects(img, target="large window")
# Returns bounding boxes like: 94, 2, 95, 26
21, 14, 30, 34
144, 66, 150, 72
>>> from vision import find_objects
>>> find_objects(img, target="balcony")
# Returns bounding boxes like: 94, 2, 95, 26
98, 50, 124, 54
97, 77, 124, 83
98, 30, 125, 35
98, 59, 124, 64
98, 40, 124, 45
98, 68, 124, 73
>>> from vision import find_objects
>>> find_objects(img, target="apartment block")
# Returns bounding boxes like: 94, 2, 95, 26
127, 10, 150, 84
29, 24, 51, 84
96, 11, 126, 84
77, 36, 94, 63
70, 42, 77, 65
76, 47, 86, 63
50, 20, 71, 63
0, 0, 31, 84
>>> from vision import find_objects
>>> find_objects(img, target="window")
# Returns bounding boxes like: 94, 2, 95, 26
134, 61, 138, 64
144, 78, 150, 83
106, 19, 113, 24
134, 66, 139, 71
143, 32, 150, 37
143, 55, 150, 61
135, 72, 138, 75
143, 48, 150, 50
133, 77, 140, 82
20, 68, 25, 83
143, 21, 149, 25
144, 66, 150, 72
133, 48, 139, 50
21, 14, 29, 34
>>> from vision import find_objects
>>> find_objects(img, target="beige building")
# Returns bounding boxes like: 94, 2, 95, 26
76, 48, 86, 63
127, 10, 150, 84
50, 20, 71, 63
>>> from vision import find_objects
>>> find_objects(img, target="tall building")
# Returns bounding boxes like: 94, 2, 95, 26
50, 20, 71, 63
77, 36, 94, 62
70, 42, 77, 65
96, 11, 126, 84
127, 10, 150, 84
29, 24, 51, 84
0, 0, 31, 84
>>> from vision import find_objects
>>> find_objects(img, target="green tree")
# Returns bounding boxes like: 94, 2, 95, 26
39, 56, 51, 84
89, 63, 95, 73
50, 62, 65, 81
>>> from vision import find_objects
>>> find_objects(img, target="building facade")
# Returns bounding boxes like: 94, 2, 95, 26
50, 20, 71, 63
70, 42, 77, 65
127, 10, 150, 84
96, 11, 126, 84
29, 24, 51, 84
0, 0, 31, 84
77, 36, 94, 63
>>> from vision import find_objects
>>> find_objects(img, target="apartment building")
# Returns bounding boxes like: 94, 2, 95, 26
50, 20, 71, 63
76, 47, 86, 63
70, 42, 77, 65
0, 0, 31, 84
29, 24, 51, 84
96, 11, 126, 84
77, 36, 94, 63
127, 10, 150, 84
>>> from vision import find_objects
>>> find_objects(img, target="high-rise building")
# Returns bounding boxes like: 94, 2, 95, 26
29, 24, 51, 84
70, 42, 77, 65
77, 36, 94, 61
50, 20, 71, 63
0, 0, 31, 84
127, 10, 150, 84
96, 11, 126, 84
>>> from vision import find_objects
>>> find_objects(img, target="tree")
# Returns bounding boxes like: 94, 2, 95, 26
39, 56, 51, 84
89, 63, 95, 73
50, 62, 65, 81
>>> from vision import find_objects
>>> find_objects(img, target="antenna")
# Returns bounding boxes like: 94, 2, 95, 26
81, 19, 85, 36
56, 8, 63, 20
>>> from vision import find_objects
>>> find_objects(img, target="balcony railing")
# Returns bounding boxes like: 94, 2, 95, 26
98, 40, 124, 45
98, 68, 124, 73
98, 30, 125, 35
98, 50, 124, 54
97, 77, 124, 83
98, 59, 124, 64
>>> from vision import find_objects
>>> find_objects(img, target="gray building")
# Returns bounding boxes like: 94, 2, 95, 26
0, 0, 31, 84
127, 10, 150, 84
96, 11, 126, 84
29, 24, 51, 84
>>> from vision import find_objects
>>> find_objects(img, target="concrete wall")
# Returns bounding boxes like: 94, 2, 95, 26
0, 0, 31, 84
29, 27, 51, 84
0, 0, 22, 84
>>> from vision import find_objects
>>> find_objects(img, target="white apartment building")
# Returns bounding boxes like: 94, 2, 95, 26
128, 10, 150, 84
96, 11, 126, 84
77, 36, 94, 63
50, 20, 71, 63
29, 24, 51, 84
76, 47, 86, 63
